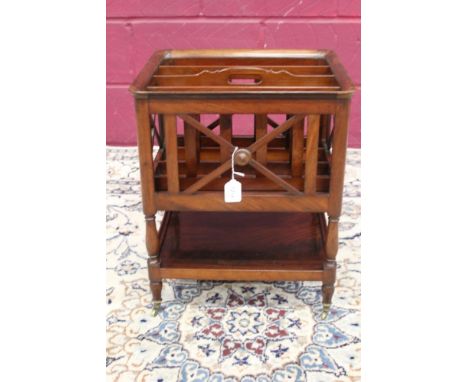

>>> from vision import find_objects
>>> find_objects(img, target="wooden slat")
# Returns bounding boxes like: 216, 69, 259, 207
322, 139, 331, 164
219, 115, 232, 162
152, 147, 165, 174
164, 57, 328, 66
157, 65, 332, 75
327, 115, 335, 148
154, 192, 329, 212
183, 114, 199, 177
157, 114, 165, 147
182, 161, 232, 194
249, 158, 301, 195
148, 99, 340, 115
157, 161, 330, 176
150, 114, 162, 147
320, 114, 331, 143
267, 117, 279, 128
206, 118, 220, 130
159, 267, 323, 281
291, 117, 305, 177
155, 175, 330, 193
177, 146, 327, 162
147, 85, 341, 92
152, 71, 338, 87
304, 115, 320, 194
178, 114, 233, 151
248, 114, 305, 154
254, 114, 267, 164
284, 114, 292, 152
163, 114, 179, 193
179, 135, 288, 148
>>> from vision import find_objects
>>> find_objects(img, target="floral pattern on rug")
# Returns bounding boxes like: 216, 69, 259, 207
106, 147, 361, 382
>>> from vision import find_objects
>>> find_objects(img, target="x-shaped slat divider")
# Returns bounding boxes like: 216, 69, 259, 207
178, 114, 305, 195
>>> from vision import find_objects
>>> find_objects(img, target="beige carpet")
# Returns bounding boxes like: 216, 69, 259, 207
106, 147, 361, 382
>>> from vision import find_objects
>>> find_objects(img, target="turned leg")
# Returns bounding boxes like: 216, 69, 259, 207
145, 215, 162, 316
322, 215, 339, 319
321, 102, 350, 319
135, 100, 164, 316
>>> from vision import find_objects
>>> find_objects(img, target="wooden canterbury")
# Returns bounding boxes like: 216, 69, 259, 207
129, 49, 355, 318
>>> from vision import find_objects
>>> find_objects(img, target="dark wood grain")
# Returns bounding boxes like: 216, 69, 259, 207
155, 174, 331, 193
291, 117, 304, 177
176, 145, 327, 162
151, 212, 326, 281
254, 114, 268, 164
156, 160, 330, 176
183, 114, 199, 177
158, 65, 333, 75
129, 49, 354, 99
153, 192, 329, 212
219, 115, 232, 163
304, 115, 320, 194
163, 114, 179, 193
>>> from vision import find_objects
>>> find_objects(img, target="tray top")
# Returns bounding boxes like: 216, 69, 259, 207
129, 49, 354, 99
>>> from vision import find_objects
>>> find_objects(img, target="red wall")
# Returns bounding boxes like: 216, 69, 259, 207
107, 0, 361, 147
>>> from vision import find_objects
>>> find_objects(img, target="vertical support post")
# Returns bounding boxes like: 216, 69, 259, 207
164, 114, 180, 193
219, 114, 233, 163
184, 114, 200, 177
135, 99, 161, 312
328, 102, 350, 217
158, 114, 165, 147
254, 114, 268, 164
135, 100, 156, 215
322, 101, 350, 319
291, 117, 305, 178
285, 114, 292, 150
304, 114, 320, 194
320, 114, 331, 144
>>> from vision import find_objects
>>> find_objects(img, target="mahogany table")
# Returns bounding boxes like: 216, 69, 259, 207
129, 49, 354, 318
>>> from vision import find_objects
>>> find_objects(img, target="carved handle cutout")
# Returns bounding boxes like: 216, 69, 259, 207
228, 75, 262, 85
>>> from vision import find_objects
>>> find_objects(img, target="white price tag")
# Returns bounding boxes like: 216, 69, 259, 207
224, 178, 242, 203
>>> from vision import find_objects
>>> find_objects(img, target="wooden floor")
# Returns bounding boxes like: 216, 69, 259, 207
157, 211, 326, 281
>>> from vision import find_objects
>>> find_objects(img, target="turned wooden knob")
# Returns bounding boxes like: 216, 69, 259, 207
234, 148, 251, 166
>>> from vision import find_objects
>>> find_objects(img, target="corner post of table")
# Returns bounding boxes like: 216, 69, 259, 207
135, 98, 162, 313
322, 100, 351, 318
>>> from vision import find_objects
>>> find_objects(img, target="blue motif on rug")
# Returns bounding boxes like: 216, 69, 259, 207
134, 281, 359, 381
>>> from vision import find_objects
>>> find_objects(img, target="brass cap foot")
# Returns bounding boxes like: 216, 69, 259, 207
321, 303, 331, 320
151, 300, 162, 317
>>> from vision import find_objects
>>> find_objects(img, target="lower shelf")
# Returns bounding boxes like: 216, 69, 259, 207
153, 211, 327, 281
